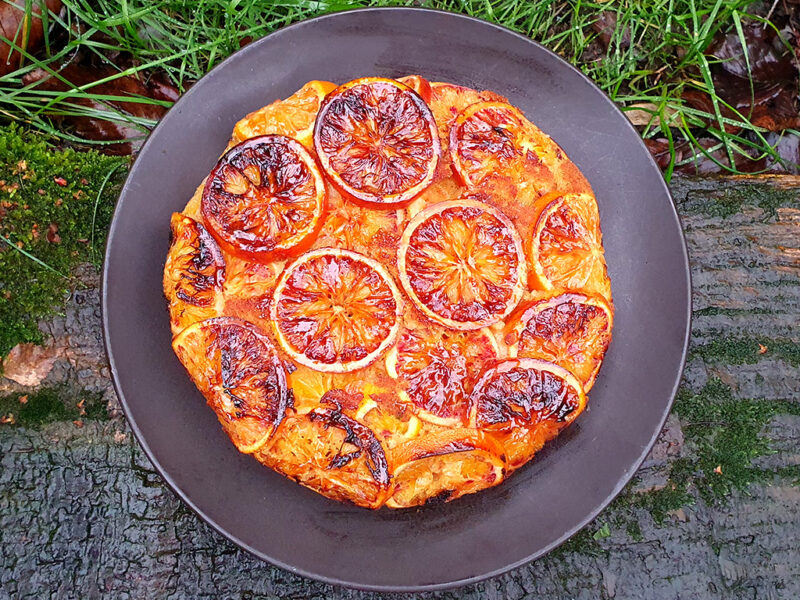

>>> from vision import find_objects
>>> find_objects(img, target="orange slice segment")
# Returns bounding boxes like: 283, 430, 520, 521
530, 192, 611, 298
470, 358, 586, 430
398, 199, 527, 330
396, 75, 432, 103
232, 80, 336, 148
450, 100, 557, 187
172, 317, 290, 454
387, 429, 506, 508
385, 327, 498, 425
163, 213, 226, 335
201, 135, 326, 259
429, 83, 507, 154
256, 406, 391, 509
506, 293, 613, 390
271, 248, 403, 373
488, 421, 562, 471
313, 77, 441, 206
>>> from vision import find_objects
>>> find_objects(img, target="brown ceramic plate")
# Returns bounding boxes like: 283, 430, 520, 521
103, 7, 691, 592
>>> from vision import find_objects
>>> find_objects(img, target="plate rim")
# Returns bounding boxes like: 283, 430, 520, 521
102, 5, 692, 592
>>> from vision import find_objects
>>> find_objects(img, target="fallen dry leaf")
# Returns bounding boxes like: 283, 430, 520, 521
0, 1, 62, 76
23, 57, 179, 155
2, 342, 62, 386
684, 20, 800, 134
624, 103, 678, 127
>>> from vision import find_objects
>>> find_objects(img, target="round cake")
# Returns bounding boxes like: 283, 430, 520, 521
163, 76, 613, 509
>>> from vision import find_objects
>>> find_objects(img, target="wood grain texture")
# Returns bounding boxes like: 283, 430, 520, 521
1, 175, 798, 599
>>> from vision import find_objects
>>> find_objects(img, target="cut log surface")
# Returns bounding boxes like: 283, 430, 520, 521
1, 176, 799, 599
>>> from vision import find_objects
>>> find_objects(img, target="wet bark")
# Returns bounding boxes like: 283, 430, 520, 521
1, 175, 798, 599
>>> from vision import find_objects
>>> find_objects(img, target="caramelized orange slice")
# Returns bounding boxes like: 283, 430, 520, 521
450, 100, 556, 187
232, 80, 336, 148
398, 199, 526, 330
387, 428, 506, 508
202, 135, 326, 259
396, 74, 432, 103
470, 358, 586, 430
385, 327, 498, 426
163, 213, 225, 335
257, 405, 391, 509
529, 192, 610, 298
488, 421, 562, 471
506, 293, 613, 390
271, 248, 402, 373
314, 77, 441, 206
355, 392, 422, 449
429, 83, 506, 154
172, 317, 290, 453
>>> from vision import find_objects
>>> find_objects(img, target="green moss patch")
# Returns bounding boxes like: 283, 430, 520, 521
674, 379, 800, 503
0, 387, 108, 427
687, 184, 800, 219
692, 336, 800, 367
0, 125, 129, 356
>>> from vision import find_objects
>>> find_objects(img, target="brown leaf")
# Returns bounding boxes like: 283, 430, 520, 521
0, 1, 62, 76
684, 20, 800, 135
2, 342, 62, 386
23, 59, 178, 155
644, 136, 767, 175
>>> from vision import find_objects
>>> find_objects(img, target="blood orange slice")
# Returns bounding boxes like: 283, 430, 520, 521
429, 83, 506, 154
232, 80, 336, 148
505, 293, 613, 390
385, 327, 498, 425
387, 429, 506, 508
313, 77, 441, 206
450, 100, 557, 187
172, 317, 290, 453
398, 199, 527, 330
270, 248, 403, 373
396, 75, 432, 103
163, 213, 225, 335
470, 358, 586, 430
529, 192, 610, 298
256, 405, 391, 509
201, 135, 326, 259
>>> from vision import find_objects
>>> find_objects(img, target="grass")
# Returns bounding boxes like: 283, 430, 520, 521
0, 0, 797, 178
